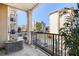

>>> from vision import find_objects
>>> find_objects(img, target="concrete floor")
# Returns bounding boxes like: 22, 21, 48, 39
0, 43, 48, 56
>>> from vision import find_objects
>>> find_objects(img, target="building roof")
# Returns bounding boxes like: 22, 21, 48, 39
48, 8, 74, 16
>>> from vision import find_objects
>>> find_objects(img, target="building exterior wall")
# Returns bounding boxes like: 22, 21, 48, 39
0, 4, 8, 44
49, 9, 73, 34
0, 4, 17, 44
49, 12, 59, 34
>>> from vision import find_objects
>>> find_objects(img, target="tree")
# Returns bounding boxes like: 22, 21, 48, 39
35, 22, 42, 32
59, 8, 79, 56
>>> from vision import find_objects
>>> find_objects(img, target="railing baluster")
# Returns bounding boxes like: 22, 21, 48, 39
65, 39, 66, 56
61, 36, 63, 56
58, 35, 59, 56
34, 32, 37, 48
53, 34, 54, 56
50, 34, 52, 51
47, 34, 48, 49
49, 34, 51, 51
46, 34, 47, 48
44, 33, 46, 47
56, 35, 57, 56
51, 34, 53, 52
64, 37, 66, 56
57, 35, 58, 56
31, 31, 32, 44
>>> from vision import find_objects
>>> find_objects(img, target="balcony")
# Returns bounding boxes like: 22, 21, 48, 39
0, 31, 67, 56
0, 3, 78, 56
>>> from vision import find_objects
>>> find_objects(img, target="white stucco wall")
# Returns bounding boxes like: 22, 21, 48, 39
49, 9, 72, 34
49, 12, 59, 34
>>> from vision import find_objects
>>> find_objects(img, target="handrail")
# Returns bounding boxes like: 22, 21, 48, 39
31, 31, 60, 35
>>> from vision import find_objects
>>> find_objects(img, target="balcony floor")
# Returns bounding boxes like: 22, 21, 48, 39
0, 43, 47, 56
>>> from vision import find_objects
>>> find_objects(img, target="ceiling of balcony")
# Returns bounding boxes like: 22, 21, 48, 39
4, 3, 38, 11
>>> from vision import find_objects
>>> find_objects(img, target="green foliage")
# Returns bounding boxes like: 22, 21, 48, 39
59, 8, 79, 56
60, 27, 79, 56
59, 8, 68, 16
35, 22, 42, 32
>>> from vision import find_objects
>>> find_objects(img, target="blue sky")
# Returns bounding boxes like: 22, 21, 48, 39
17, 3, 77, 26
17, 10, 27, 26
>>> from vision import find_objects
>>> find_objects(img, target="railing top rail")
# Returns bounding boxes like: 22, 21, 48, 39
21, 31, 28, 32
32, 31, 61, 35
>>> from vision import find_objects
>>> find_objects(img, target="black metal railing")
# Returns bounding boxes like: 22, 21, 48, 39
31, 32, 67, 56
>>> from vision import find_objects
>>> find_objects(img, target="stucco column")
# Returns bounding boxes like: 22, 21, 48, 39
27, 9, 32, 44
0, 4, 8, 44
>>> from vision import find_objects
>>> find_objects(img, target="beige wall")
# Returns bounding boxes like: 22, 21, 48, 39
0, 4, 8, 44
49, 12, 59, 34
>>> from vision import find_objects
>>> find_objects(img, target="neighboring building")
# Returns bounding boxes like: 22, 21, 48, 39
8, 7, 17, 40
49, 8, 77, 34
